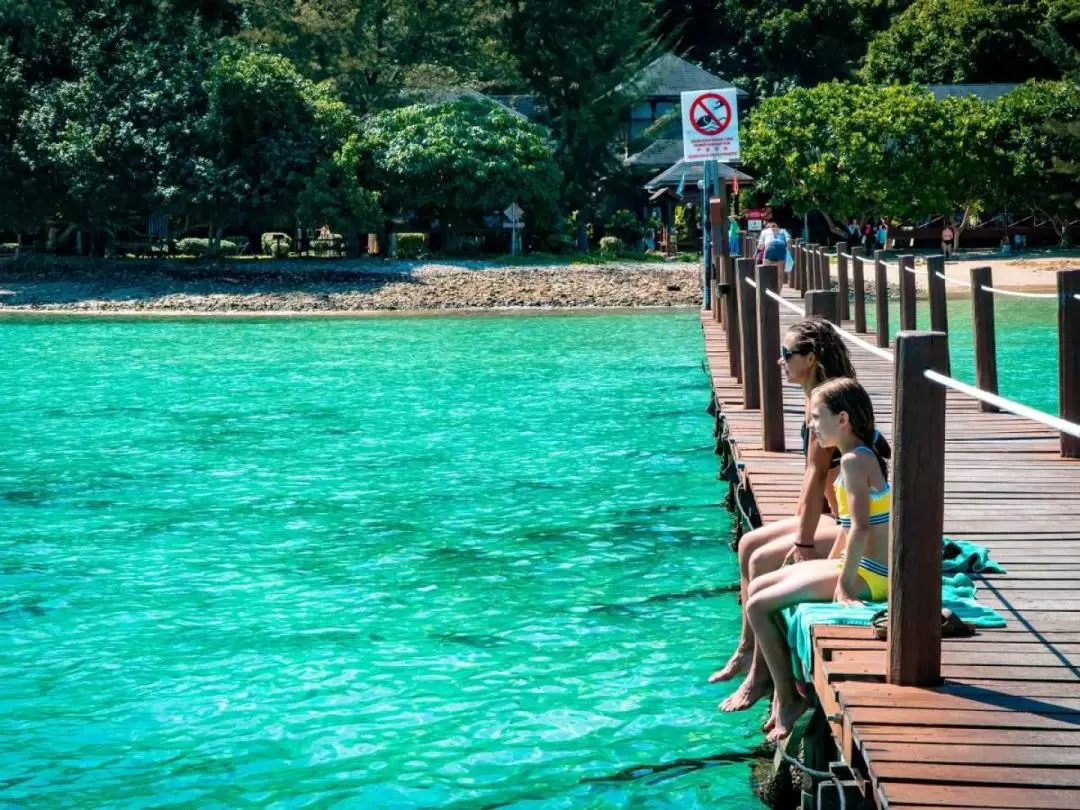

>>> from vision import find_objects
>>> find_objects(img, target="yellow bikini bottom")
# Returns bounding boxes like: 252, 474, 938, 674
836, 554, 889, 601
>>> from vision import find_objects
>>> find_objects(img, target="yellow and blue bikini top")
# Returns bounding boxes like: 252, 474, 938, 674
833, 445, 891, 529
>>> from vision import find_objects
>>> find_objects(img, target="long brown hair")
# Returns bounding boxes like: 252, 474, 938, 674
811, 377, 891, 477
786, 318, 856, 386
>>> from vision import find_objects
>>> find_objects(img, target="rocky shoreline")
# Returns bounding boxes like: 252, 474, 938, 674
0, 259, 706, 313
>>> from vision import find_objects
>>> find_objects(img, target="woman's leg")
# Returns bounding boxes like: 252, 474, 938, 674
709, 516, 800, 683
747, 560, 868, 741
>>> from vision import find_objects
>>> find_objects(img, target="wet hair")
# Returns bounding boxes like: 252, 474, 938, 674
811, 377, 891, 477
785, 318, 856, 386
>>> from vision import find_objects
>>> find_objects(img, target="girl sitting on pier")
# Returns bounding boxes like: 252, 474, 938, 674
743, 377, 891, 742
713, 319, 862, 703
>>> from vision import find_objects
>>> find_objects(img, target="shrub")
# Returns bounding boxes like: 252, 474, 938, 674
261, 232, 293, 258
606, 208, 646, 244
396, 232, 427, 259
599, 236, 624, 257
176, 238, 239, 258
544, 233, 576, 254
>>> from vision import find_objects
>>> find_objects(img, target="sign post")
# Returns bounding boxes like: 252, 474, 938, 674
504, 203, 525, 256
682, 89, 740, 308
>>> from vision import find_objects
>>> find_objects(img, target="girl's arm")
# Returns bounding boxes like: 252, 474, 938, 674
835, 453, 871, 604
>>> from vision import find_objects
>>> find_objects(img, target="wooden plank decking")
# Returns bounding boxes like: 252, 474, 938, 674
702, 302, 1080, 810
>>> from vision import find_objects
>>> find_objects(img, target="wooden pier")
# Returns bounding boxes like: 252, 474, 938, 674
704, 239, 1080, 809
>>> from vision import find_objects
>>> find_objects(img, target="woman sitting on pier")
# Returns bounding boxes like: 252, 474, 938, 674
712, 319, 857, 700
744, 377, 891, 742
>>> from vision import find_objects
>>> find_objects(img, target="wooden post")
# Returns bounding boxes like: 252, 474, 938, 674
927, 255, 948, 334
1059, 269, 1080, 458
836, 242, 850, 322
712, 279, 721, 323
805, 290, 839, 324
899, 254, 917, 331
874, 249, 889, 349
792, 240, 802, 293
888, 331, 948, 687
723, 256, 742, 381
851, 247, 867, 334
737, 258, 761, 409
820, 245, 831, 291
970, 266, 998, 412
798, 243, 808, 296
926, 255, 949, 372
756, 264, 785, 452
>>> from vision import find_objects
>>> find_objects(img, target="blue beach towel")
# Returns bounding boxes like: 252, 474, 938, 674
780, 539, 1007, 680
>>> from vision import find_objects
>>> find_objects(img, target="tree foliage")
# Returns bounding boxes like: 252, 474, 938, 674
862, 0, 1060, 84
358, 98, 561, 234
743, 82, 1003, 232
507, 0, 659, 247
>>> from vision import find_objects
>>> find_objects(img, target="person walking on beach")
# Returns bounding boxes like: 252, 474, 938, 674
941, 222, 955, 258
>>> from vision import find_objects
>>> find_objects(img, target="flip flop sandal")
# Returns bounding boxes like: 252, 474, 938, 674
870, 610, 888, 641
869, 608, 975, 641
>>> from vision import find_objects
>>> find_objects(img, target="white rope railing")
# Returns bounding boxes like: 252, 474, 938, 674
838, 252, 853, 260
936, 272, 971, 287
765, 287, 807, 316
980, 286, 1057, 300
924, 370, 1080, 439
825, 319, 896, 363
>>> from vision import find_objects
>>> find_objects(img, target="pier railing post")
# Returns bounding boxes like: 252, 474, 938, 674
820, 245, 831, 291
899, 254, 917, 331
1059, 269, 1080, 458
805, 290, 839, 325
793, 240, 803, 294
926, 256, 949, 373
737, 258, 761, 409
798, 243, 808, 296
756, 264, 785, 452
874, 250, 890, 349
970, 266, 998, 412
723, 254, 742, 381
836, 242, 850, 322
851, 247, 867, 333
888, 331, 948, 687
927, 255, 948, 334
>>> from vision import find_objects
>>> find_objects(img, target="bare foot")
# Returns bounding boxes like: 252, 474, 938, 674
709, 648, 752, 683
763, 692, 779, 733
766, 696, 810, 743
718, 675, 772, 712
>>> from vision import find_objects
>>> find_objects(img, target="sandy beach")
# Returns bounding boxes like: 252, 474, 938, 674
879, 252, 1078, 294
1, 251, 1076, 314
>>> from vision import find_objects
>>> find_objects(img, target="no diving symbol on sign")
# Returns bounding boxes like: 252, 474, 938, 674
689, 93, 732, 137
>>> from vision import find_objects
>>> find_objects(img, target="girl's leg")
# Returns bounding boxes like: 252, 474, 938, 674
709, 516, 800, 683
712, 515, 838, 684
747, 560, 867, 741
718, 562, 810, 712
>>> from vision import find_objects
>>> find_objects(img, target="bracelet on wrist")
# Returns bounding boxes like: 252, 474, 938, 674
794, 543, 815, 549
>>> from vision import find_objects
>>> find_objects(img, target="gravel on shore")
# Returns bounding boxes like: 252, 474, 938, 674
0, 259, 706, 313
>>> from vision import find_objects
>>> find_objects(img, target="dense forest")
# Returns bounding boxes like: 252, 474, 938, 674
1, 0, 1079, 255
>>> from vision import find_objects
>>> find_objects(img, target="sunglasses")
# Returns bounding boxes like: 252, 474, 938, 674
780, 346, 809, 362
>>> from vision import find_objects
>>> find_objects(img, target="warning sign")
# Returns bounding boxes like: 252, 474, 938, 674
681, 88, 740, 163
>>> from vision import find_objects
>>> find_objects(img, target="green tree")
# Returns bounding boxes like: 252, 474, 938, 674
743, 82, 1003, 234
996, 80, 1080, 243
508, 0, 658, 250
358, 97, 561, 244
239, 0, 518, 114
862, 0, 1060, 84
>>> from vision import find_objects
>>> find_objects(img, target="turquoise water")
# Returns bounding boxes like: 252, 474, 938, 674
0, 312, 768, 809
866, 297, 1059, 413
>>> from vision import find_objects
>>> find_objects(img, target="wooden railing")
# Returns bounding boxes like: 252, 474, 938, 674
710, 234, 1080, 685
